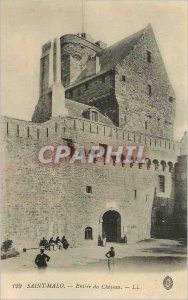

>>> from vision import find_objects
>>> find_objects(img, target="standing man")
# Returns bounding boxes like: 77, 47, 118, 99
35, 249, 50, 270
105, 247, 115, 270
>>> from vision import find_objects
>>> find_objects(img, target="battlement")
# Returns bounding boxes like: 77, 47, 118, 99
2, 116, 180, 165
60, 34, 103, 53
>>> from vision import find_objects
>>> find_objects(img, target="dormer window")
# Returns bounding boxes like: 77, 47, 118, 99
82, 108, 99, 122
81, 33, 86, 39
147, 51, 152, 63
91, 110, 98, 122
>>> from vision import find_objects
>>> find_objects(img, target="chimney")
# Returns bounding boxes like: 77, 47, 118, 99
95, 40, 107, 49
77, 33, 95, 43
85, 55, 100, 76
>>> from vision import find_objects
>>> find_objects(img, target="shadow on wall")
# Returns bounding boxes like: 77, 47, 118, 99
150, 184, 175, 239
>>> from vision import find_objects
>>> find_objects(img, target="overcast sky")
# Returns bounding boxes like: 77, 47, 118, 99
1, 0, 187, 140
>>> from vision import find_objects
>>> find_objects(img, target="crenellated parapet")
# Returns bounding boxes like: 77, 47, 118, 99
2, 115, 180, 167
60, 34, 102, 53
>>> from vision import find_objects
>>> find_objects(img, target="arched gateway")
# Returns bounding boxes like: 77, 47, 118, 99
101, 210, 121, 242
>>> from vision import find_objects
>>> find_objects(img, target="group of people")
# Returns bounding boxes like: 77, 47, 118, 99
98, 234, 127, 246
35, 232, 122, 271
39, 236, 69, 251
35, 246, 115, 271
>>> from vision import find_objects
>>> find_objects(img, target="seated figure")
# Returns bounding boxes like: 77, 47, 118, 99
55, 236, 62, 249
49, 237, 56, 250
62, 236, 69, 250
39, 237, 50, 250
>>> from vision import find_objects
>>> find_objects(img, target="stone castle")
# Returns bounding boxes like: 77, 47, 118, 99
2, 24, 187, 249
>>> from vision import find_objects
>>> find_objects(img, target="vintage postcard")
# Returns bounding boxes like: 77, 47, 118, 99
1, 0, 187, 299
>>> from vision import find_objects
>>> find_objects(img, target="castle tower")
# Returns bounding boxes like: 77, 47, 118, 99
60, 33, 105, 87
3, 25, 185, 249
32, 33, 106, 123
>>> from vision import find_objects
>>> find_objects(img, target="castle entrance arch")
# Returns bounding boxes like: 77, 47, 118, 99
102, 210, 121, 242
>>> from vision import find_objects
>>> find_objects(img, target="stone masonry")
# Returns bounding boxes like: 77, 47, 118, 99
2, 25, 186, 250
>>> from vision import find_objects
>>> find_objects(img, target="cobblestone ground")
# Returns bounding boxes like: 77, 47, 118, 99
2, 239, 187, 273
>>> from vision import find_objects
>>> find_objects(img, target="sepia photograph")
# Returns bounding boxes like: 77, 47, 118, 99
1, 0, 187, 299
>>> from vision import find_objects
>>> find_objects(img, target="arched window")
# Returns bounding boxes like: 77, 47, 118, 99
160, 160, 166, 172
145, 158, 151, 170
153, 159, 159, 170
167, 162, 173, 172
85, 227, 93, 240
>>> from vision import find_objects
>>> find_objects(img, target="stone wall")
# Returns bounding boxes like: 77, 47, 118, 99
63, 27, 175, 139
2, 28, 183, 251
65, 71, 119, 126
32, 92, 52, 123
4, 116, 179, 161
2, 116, 179, 249
115, 26, 175, 139
174, 155, 187, 238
